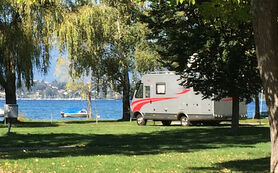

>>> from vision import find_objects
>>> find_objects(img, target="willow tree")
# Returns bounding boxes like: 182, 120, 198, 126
0, 0, 57, 105
58, 1, 157, 120
101, 0, 159, 120
57, 3, 118, 119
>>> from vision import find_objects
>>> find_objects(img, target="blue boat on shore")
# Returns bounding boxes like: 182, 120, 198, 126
61, 108, 88, 118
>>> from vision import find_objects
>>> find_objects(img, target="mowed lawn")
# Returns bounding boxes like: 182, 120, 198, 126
0, 120, 270, 173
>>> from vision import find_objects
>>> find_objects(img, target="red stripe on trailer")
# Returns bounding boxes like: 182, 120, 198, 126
176, 89, 191, 95
131, 97, 177, 106
131, 98, 152, 106
222, 98, 233, 102
132, 97, 177, 112
132, 100, 152, 112
132, 89, 191, 107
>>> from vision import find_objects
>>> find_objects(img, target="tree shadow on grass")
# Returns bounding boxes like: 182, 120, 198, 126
0, 126, 270, 161
0, 121, 59, 128
220, 157, 269, 172
188, 157, 269, 173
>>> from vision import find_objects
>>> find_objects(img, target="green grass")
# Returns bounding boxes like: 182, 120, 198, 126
0, 120, 271, 173
240, 118, 269, 124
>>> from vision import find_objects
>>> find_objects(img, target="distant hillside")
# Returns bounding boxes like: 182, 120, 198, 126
0, 80, 121, 100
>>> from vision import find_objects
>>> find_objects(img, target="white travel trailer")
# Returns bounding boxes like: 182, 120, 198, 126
131, 71, 246, 126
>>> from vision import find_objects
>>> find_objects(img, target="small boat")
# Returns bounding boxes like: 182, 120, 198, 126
61, 109, 88, 118
0, 108, 4, 117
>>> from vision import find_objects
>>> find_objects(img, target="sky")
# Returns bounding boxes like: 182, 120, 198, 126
34, 49, 59, 82
34, 59, 57, 82
34, 48, 137, 83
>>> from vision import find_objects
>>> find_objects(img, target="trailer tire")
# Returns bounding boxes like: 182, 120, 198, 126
180, 115, 190, 126
162, 120, 172, 126
136, 114, 147, 126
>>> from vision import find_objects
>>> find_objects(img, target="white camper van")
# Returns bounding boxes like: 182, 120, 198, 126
131, 71, 246, 126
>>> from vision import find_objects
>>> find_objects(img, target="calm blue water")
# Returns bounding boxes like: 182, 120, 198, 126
246, 101, 268, 118
0, 99, 122, 121
0, 100, 267, 120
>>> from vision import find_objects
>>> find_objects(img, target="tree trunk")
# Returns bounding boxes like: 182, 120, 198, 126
5, 59, 16, 105
115, 15, 130, 120
87, 89, 92, 119
87, 76, 93, 119
254, 94, 260, 119
251, 0, 278, 172
231, 95, 239, 136
122, 67, 130, 121
5, 83, 16, 104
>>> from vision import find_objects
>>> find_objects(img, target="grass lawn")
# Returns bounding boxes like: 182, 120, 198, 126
0, 120, 270, 173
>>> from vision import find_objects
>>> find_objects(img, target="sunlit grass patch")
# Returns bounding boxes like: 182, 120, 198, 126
0, 120, 270, 172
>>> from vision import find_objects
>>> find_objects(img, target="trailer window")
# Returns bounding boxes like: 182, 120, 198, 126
156, 83, 166, 94
135, 83, 143, 98
145, 86, 150, 98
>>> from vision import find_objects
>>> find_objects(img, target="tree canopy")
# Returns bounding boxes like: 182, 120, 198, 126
142, 0, 262, 135
0, 0, 58, 104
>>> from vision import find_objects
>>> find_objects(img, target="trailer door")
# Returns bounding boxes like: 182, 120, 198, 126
143, 85, 154, 118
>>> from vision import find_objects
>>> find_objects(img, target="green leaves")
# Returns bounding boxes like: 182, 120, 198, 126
143, 0, 261, 101
199, 0, 250, 28
0, 0, 57, 90
57, 4, 118, 75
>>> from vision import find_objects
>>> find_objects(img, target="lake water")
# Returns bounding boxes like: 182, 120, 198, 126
246, 100, 268, 118
0, 99, 267, 121
0, 99, 123, 121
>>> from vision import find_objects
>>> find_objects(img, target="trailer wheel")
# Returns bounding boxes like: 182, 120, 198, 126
136, 114, 147, 126
180, 115, 190, 126
162, 120, 172, 126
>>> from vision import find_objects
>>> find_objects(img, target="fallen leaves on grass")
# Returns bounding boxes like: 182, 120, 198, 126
220, 168, 231, 173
